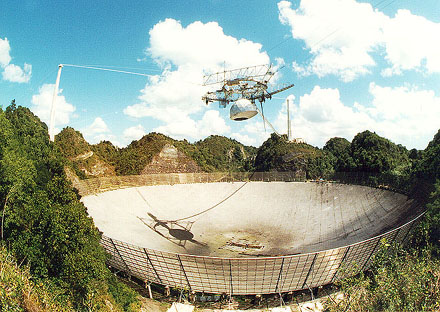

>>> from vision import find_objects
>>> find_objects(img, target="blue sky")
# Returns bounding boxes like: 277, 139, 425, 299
1, 0, 439, 149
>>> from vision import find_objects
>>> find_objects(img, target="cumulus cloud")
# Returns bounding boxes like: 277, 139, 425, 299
124, 18, 270, 140
365, 83, 440, 147
2, 63, 32, 83
197, 110, 230, 137
382, 9, 440, 73
278, 0, 440, 80
93, 134, 122, 147
230, 133, 256, 146
123, 124, 147, 143
275, 87, 372, 146
274, 84, 440, 149
230, 120, 271, 147
147, 19, 269, 69
0, 38, 12, 67
0, 37, 32, 83
31, 84, 76, 133
278, 0, 385, 81
83, 117, 110, 136
153, 110, 230, 140
81, 117, 123, 146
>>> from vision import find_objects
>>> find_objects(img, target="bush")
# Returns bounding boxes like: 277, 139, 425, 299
0, 245, 73, 312
327, 244, 440, 312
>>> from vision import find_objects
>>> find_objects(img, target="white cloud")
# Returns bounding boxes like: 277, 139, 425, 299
83, 117, 110, 135
278, 0, 440, 80
366, 83, 440, 148
231, 119, 271, 147
2, 63, 32, 83
382, 9, 440, 73
80, 117, 123, 146
0, 37, 11, 67
153, 116, 198, 139
0, 37, 32, 83
278, 0, 385, 82
123, 124, 147, 143
147, 19, 269, 69
275, 87, 372, 146
31, 84, 76, 132
197, 110, 230, 137
272, 84, 439, 149
380, 66, 402, 77
230, 133, 256, 146
292, 61, 309, 77
124, 18, 270, 139
93, 134, 122, 147
153, 110, 230, 141
125, 66, 207, 121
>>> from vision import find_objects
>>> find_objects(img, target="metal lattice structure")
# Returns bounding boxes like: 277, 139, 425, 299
76, 172, 426, 295
202, 64, 294, 108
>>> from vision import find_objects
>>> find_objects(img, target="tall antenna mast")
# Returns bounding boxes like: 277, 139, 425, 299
287, 98, 291, 141
49, 64, 63, 142
47, 63, 154, 142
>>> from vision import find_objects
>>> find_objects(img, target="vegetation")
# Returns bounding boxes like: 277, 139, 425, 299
412, 130, 440, 249
323, 137, 354, 172
55, 128, 116, 179
56, 129, 257, 176
0, 246, 73, 311
55, 127, 90, 159
326, 244, 440, 312
194, 135, 257, 172
0, 103, 140, 311
350, 130, 410, 174
92, 140, 120, 166
325, 129, 440, 311
254, 133, 334, 178
413, 129, 440, 183
115, 132, 172, 175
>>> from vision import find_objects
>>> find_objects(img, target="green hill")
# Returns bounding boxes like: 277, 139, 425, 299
0, 102, 140, 311
194, 135, 257, 172
254, 133, 334, 178
55, 129, 258, 176
55, 127, 116, 179
350, 130, 410, 174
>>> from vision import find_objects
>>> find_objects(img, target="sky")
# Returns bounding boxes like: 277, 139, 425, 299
0, 0, 439, 149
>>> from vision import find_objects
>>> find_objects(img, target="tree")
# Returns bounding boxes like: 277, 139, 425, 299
414, 129, 440, 183
0, 104, 138, 310
194, 135, 256, 172
350, 130, 410, 174
323, 137, 354, 171
254, 134, 334, 178
55, 127, 90, 158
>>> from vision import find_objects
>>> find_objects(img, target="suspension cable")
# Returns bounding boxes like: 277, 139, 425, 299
61, 63, 156, 77
172, 172, 256, 222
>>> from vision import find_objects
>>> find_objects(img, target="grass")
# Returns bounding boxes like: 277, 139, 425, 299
0, 245, 73, 312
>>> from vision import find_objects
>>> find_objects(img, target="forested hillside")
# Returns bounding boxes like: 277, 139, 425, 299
56, 130, 257, 177
194, 135, 257, 172
55, 127, 116, 179
254, 133, 334, 178
0, 103, 140, 311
